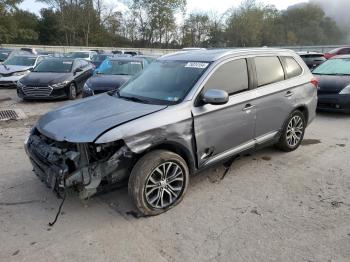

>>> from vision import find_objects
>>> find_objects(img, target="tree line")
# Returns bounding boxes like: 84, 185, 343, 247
0, 0, 347, 48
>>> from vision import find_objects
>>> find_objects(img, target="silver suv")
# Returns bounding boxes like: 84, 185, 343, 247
25, 49, 317, 215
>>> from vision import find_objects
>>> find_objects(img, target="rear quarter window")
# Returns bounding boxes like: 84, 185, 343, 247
254, 56, 284, 87
281, 56, 303, 79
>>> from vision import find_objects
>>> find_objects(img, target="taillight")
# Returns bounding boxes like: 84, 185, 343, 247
311, 78, 319, 88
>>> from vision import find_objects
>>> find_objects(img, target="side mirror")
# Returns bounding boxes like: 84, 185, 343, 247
74, 67, 83, 74
202, 89, 229, 105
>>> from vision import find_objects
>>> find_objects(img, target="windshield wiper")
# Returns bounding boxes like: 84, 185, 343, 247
2, 64, 9, 70
115, 91, 149, 104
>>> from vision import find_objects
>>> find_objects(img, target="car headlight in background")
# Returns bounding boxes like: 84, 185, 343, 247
12, 70, 30, 76
50, 81, 70, 88
339, 84, 350, 95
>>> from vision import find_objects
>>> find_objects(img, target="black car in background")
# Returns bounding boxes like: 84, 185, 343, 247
297, 51, 326, 70
313, 55, 350, 113
17, 58, 94, 100
82, 57, 148, 97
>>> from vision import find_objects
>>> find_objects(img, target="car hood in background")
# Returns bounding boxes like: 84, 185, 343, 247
86, 74, 132, 91
316, 74, 350, 94
0, 65, 31, 75
36, 93, 167, 142
20, 72, 72, 87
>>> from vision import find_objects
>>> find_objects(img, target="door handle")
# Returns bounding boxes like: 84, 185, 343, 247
285, 91, 294, 97
243, 104, 255, 111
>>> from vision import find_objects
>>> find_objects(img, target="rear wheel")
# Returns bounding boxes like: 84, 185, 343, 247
275, 110, 306, 152
128, 150, 189, 216
68, 83, 77, 100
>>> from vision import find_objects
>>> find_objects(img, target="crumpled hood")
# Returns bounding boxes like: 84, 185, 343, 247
317, 74, 350, 94
86, 74, 132, 91
36, 93, 167, 143
0, 65, 31, 75
20, 72, 71, 87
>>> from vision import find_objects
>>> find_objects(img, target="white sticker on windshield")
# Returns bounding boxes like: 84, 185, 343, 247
63, 61, 73, 64
131, 62, 141, 65
185, 62, 209, 69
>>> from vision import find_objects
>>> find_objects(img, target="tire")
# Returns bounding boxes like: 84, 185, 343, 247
128, 150, 189, 216
275, 110, 306, 152
68, 83, 77, 100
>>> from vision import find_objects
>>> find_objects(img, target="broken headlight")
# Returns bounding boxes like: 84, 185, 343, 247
88, 141, 124, 162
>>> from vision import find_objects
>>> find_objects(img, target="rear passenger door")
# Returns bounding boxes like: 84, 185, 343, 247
252, 56, 302, 141
192, 58, 257, 167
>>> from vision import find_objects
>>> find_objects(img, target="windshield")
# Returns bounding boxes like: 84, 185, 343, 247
92, 54, 108, 62
4, 56, 36, 66
117, 60, 209, 105
97, 59, 142, 75
313, 58, 350, 75
34, 59, 73, 73
68, 52, 90, 59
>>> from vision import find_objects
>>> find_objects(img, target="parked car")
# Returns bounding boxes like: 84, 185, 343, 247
17, 58, 94, 100
112, 50, 143, 56
134, 55, 156, 65
20, 47, 38, 55
313, 55, 350, 113
66, 51, 98, 61
0, 48, 14, 63
24, 48, 317, 215
0, 54, 47, 88
297, 51, 326, 70
82, 57, 146, 97
324, 46, 350, 59
90, 53, 114, 68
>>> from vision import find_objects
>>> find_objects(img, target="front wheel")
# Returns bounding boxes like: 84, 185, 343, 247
128, 150, 189, 216
68, 83, 77, 100
275, 110, 306, 152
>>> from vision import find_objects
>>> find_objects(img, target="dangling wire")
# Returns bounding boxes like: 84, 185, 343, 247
48, 190, 66, 227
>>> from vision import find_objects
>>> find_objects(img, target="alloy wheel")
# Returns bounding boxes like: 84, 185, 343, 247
145, 161, 184, 209
286, 115, 304, 147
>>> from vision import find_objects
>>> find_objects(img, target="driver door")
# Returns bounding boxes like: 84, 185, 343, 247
192, 58, 256, 168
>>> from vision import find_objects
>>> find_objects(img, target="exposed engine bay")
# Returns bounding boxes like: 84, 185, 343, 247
25, 128, 134, 199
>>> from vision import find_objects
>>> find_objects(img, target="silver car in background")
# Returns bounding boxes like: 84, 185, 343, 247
25, 48, 317, 215
0, 54, 47, 88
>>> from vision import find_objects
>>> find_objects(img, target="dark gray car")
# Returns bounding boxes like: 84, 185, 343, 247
25, 48, 317, 215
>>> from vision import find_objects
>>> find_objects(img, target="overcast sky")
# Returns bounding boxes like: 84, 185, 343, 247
20, 0, 308, 15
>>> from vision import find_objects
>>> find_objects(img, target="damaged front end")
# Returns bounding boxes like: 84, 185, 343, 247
25, 128, 133, 199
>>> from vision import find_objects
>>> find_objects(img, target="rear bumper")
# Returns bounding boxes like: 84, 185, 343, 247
317, 94, 350, 113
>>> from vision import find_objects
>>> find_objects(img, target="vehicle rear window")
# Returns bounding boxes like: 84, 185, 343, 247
281, 57, 303, 79
313, 58, 350, 75
204, 59, 248, 95
255, 56, 284, 87
97, 59, 142, 75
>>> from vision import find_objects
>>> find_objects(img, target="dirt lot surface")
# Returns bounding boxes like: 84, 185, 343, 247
1, 88, 350, 262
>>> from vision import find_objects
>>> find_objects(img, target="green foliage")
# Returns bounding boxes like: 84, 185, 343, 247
0, 0, 347, 47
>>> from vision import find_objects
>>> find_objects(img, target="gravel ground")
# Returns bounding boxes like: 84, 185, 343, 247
0, 88, 350, 262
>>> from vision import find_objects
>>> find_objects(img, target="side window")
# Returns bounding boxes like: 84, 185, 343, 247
281, 56, 303, 79
255, 56, 284, 87
204, 59, 249, 95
